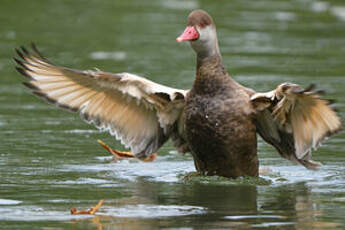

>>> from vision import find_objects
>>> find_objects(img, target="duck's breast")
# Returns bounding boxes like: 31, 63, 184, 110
184, 87, 258, 177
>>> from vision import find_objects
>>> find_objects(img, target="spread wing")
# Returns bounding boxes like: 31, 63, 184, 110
14, 44, 188, 158
251, 83, 342, 169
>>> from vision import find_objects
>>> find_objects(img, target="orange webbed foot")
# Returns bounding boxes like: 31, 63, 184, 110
97, 139, 156, 162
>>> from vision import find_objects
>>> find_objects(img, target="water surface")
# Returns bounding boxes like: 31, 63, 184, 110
1, 0, 345, 229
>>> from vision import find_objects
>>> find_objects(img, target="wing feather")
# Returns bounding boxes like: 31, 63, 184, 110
251, 82, 341, 169
15, 45, 188, 157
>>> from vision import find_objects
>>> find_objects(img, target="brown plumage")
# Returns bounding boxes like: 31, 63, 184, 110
184, 55, 258, 177
14, 10, 341, 178
251, 83, 341, 169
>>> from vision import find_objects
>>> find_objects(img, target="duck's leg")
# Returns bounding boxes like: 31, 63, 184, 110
97, 139, 156, 162
97, 139, 135, 160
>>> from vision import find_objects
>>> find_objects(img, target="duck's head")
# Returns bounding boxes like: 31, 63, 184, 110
177, 10, 220, 59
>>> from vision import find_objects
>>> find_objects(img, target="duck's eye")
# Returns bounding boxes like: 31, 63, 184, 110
199, 22, 206, 27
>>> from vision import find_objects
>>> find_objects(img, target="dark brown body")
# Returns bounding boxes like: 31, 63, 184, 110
184, 56, 258, 178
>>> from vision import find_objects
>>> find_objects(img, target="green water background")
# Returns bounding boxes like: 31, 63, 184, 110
1, 0, 345, 229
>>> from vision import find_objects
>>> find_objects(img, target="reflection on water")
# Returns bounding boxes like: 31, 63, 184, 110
1, 0, 345, 229
1, 156, 345, 229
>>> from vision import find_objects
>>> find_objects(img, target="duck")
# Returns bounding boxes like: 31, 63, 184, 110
14, 9, 341, 178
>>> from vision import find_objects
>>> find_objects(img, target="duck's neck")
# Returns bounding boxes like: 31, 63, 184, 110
196, 41, 221, 63
193, 54, 229, 95
196, 53, 222, 71
194, 34, 223, 74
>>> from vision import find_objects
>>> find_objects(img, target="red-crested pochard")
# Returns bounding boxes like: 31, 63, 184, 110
14, 10, 341, 178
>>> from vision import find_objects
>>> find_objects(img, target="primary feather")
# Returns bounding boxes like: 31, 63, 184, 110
15, 44, 188, 158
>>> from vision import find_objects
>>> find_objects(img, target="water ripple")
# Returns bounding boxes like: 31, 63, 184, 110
0, 199, 22, 205
101, 204, 206, 218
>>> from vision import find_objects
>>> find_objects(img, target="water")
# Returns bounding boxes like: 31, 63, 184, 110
1, 0, 345, 229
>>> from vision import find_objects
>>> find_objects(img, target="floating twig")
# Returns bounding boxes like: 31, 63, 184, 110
70, 199, 104, 215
